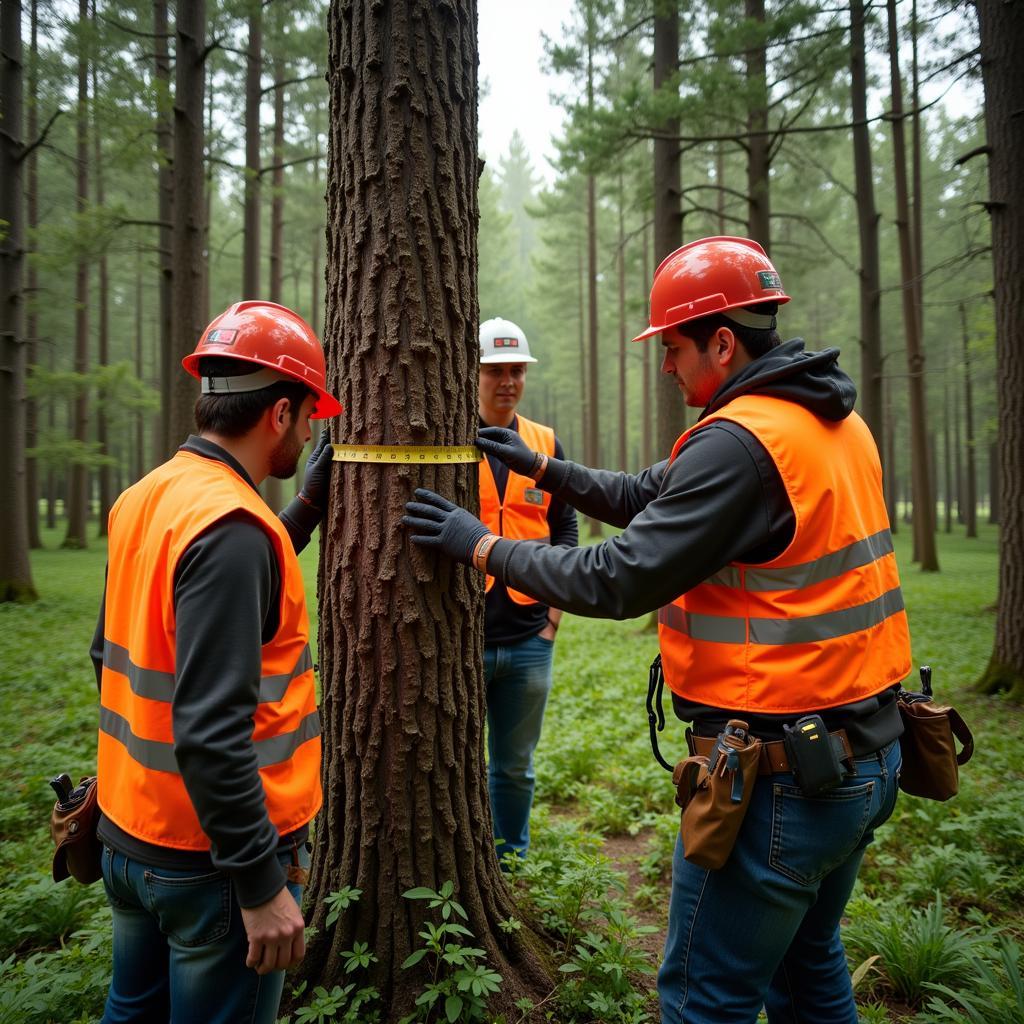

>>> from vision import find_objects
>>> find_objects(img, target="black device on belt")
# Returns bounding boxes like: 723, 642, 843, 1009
782, 715, 851, 796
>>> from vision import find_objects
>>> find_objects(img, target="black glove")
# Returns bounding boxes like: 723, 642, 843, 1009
299, 429, 333, 511
476, 426, 539, 477
402, 488, 491, 565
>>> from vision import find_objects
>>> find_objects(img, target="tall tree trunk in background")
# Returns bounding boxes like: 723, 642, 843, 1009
65, 0, 91, 549
0, 0, 38, 600
885, 372, 897, 533
960, 302, 977, 538
311, 115, 321, 336
297, 1, 551, 1015
617, 171, 627, 472
953, 357, 963, 524
263, 52, 287, 513
943, 346, 952, 533
653, 0, 684, 459
154, 0, 173, 460
976, 0, 1024, 698
744, 0, 770, 250
135, 250, 145, 482
988, 443, 999, 525
202, 57, 213, 323
167, 0, 207, 449
243, 3, 261, 298
585, 13, 600, 536
885, 0, 938, 571
849, 0, 882, 449
577, 230, 585, 459
24, 0, 40, 549
641, 223, 652, 467
45, 335, 56, 528
92, 13, 111, 535
715, 143, 726, 234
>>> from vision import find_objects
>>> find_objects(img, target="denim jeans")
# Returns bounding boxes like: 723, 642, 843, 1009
99, 842, 309, 1024
484, 632, 555, 859
659, 739, 901, 1024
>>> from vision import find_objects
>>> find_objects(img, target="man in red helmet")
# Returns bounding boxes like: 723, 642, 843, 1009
404, 238, 910, 1024
90, 302, 341, 1023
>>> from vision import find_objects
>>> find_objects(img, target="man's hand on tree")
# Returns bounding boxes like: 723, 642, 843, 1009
476, 426, 541, 477
240, 885, 306, 976
297, 429, 333, 511
402, 488, 490, 564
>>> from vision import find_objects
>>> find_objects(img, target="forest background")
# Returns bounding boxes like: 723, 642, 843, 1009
1, 0, 1022, 1022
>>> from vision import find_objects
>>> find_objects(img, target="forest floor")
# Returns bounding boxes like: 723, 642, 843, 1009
0, 523, 1020, 1023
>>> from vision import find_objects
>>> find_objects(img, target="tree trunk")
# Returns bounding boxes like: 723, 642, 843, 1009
617, 171, 627, 472
744, 0, 770, 251
885, 0, 938, 571
135, 247, 145, 483
65, 0, 91, 549
24, 0, 41, 549
943, 349, 952, 533
243, 4, 261, 299
585, 14, 600, 537
311, 115, 322, 337
960, 303, 977, 538
202, 56, 213, 324
0, 0, 38, 601
92, 13, 111, 536
715, 143, 726, 235
298, 2, 552, 1016
641, 223, 652, 467
167, 0, 207, 451
975, 0, 1024, 698
653, 0, 685, 460
849, 0, 883, 449
885, 372, 897, 533
988, 443, 1000, 525
154, 0, 173, 461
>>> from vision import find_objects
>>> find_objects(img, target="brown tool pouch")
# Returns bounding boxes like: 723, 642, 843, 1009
672, 720, 762, 870
897, 694, 974, 801
50, 776, 102, 885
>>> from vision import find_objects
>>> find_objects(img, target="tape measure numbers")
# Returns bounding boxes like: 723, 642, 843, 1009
331, 444, 482, 464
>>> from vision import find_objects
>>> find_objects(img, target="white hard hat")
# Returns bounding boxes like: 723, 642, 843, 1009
479, 317, 537, 364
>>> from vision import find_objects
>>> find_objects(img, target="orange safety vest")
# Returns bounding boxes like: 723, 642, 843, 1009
479, 415, 556, 606
658, 395, 911, 714
97, 450, 321, 851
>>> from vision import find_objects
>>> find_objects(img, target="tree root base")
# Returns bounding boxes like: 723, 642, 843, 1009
974, 655, 1024, 703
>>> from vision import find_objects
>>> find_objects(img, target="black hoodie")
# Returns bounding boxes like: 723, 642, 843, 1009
487, 340, 902, 743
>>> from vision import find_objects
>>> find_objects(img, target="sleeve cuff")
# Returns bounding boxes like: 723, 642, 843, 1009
489, 538, 517, 581
230, 848, 288, 909
279, 497, 322, 554
538, 457, 569, 492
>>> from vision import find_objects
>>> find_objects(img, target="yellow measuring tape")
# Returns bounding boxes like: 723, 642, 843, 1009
331, 443, 482, 464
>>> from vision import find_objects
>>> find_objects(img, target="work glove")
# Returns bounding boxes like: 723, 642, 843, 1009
402, 488, 491, 565
298, 429, 333, 511
476, 426, 539, 477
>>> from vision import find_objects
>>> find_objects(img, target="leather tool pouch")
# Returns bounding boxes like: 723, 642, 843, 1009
897, 667, 974, 801
673, 720, 762, 870
50, 776, 102, 885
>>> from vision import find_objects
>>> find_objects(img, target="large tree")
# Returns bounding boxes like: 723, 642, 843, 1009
0, 0, 38, 601
298, 0, 550, 1018
975, 0, 1024, 699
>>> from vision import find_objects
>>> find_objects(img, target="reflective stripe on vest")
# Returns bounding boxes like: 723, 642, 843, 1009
479, 415, 556, 606
657, 395, 912, 715
98, 450, 322, 851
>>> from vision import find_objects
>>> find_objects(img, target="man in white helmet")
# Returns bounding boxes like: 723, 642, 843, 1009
476, 317, 578, 861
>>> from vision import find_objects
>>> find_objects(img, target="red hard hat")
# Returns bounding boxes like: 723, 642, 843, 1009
183, 301, 342, 418
632, 236, 790, 342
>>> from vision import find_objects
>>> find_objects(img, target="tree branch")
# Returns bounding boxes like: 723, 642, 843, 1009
257, 153, 323, 176
260, 71, 323, 96
100, 13, 171, 39
17, 108, 63, 164
770, 212, 857, 273
954, 144, 990, 167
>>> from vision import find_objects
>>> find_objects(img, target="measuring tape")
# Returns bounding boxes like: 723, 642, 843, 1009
331, 443, 482, 464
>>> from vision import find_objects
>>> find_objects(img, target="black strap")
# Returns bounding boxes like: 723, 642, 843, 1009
646, 655, 675, 773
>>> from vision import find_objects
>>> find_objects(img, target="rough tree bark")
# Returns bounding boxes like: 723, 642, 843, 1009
653, 0, 685, 460
617, 170, 627, 472
297, 1, 552, 1017
153, 0, 173, 460
885, 0, 938, 571
64, 0, 91, 549
975, 0, 1024, 698
960, 302, 977, 538
24, 0, 40, 549
849, 0, 883, 449
744, 0, 770, 250
167, 0, 207, 450
585, 8, 600, 536
243, 1, 261, 299
0, 0, 38, 601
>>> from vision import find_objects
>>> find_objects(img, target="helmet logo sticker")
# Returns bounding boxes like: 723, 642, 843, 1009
205, 328, 237, 345
757, 271, 782, 291
493, 337, 519, 347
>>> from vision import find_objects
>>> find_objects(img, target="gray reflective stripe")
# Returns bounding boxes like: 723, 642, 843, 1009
99, 706, 179, 774
747, 587, 905, 645
103, 640, 175, 701
99, 706, 321, 773
658, 586, 905, 647
103, 640, 313, 705
254, 711, 322, 768
658, 605, 747, 644
705, 529, 895, 592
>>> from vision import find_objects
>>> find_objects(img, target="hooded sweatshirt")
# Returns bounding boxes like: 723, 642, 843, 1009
486, 340, 903, 745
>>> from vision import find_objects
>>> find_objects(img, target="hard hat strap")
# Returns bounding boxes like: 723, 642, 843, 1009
201, 367, 292, 395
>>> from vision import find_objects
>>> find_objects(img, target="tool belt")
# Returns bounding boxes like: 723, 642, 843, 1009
896, 666, 974, 801
687, 729, 853, 776
49, 774, 102, 885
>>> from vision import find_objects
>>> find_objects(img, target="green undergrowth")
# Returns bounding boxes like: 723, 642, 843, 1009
0, 524, 1018, 1022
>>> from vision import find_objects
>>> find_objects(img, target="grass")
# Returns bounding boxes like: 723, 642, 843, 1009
0, 522, 1019, 1022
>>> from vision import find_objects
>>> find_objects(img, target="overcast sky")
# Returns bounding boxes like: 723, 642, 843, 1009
477, 0, 574, 182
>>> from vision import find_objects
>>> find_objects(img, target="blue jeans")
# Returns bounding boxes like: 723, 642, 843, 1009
484, 633, 555, 859
100, 842, 309, 1024
659, 739, 901, 1024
